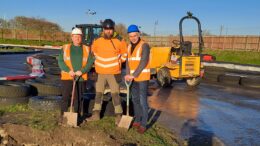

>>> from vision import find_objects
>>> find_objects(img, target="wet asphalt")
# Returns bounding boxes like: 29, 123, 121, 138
148, 81, 260, 146
1, 51, 260, 146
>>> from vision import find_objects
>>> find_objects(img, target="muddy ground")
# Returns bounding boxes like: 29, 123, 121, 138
0, 107, 182, 146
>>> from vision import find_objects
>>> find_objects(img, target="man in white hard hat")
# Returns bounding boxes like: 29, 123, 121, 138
58, 27, 95, 125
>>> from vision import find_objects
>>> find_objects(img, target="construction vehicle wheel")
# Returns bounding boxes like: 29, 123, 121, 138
186, 77, 201, 87
157, 67, 171, 87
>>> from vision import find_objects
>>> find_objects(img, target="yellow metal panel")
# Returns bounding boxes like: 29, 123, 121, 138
150, 47, 171, 68
181, 56, 200, 76
169, 67, 180, 78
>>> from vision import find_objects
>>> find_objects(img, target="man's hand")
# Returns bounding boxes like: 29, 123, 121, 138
75, 71, 83, 76
69, 70, 75, 77
124, 75, 134, 81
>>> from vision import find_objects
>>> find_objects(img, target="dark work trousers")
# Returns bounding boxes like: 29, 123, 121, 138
131, 80, 149, 128
61, 80, 86, 117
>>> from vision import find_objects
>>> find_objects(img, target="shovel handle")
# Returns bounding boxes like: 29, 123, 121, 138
125, 80, 132, 116
69, 77, 78, 112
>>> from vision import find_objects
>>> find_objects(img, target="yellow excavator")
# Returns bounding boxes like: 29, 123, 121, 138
150, 12, 204, 87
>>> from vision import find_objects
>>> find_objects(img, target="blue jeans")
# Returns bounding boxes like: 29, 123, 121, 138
131, 80, 149, 128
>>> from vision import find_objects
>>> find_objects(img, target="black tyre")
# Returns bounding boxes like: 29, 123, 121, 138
26, 79, 61, 96
186, 77, 201, 87
28, 96, 62, 111
36, 74, 61, 83
204, 66, 226, 73
157, 67, 171, 87
240, 77, 260, 89
218, 74, 241, 86
0, 97, 29, 107
0, 82, 30, 98
44, 67, 61, 75
34, 54, 56, 60
203, 72, 223, 82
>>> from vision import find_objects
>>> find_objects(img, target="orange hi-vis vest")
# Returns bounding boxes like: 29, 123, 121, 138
92, 37, 127, 74
61, 44, 90, 80
128, 40, 150, 81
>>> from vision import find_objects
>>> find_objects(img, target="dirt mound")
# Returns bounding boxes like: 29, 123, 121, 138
1, 123, 120, 146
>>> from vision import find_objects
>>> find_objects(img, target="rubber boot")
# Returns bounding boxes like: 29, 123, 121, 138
87, 110, 100, 122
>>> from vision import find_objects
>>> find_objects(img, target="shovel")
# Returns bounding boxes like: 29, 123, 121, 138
63, 77, 78, 127
118, 80, 133, 130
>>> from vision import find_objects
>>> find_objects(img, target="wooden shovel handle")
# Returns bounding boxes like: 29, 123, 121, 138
70, 79, 77, 112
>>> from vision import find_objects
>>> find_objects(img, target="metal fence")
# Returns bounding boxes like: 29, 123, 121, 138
1, 28, 260, 52
143, 35, 260, 52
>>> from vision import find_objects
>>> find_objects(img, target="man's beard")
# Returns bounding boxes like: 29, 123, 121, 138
104, 33, 113, 39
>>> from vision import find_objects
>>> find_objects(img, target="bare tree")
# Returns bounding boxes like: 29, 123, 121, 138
11, 16, 62, 32
115, 23, 127, 39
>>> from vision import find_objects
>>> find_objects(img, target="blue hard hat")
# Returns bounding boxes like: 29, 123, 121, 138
127, 24, 140, 33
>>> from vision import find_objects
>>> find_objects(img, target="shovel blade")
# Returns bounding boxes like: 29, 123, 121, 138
63, 112, 78, 127
118, 115, 133, 129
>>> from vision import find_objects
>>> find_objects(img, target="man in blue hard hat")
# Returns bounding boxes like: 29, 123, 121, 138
124, 24, 151, 134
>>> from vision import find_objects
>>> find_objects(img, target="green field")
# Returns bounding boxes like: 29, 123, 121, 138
202, 49, 260, 65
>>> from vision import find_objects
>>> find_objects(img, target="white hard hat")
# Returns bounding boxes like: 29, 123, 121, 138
71, 27, 82, 35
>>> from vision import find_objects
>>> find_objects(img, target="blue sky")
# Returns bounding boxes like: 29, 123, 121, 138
1, 0, 260, 35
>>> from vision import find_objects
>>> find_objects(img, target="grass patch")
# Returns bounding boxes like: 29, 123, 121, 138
1, 105, 180, 145
83, 117, 179, 146
0, 104, 59, 131
0, 104, 29, 113
0, 110, 4, 117
0, 38, 68, 46
0, 47, 28, 52
28, 111, 59, 131
198, 49, 260, 65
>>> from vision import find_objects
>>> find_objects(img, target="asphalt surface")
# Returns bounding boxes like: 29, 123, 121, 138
1, 51, 260, 146
148, 81, 260, 146
0, 50, 59, 77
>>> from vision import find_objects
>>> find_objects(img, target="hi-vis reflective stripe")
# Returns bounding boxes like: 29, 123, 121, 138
95, 55, 119, 62
127, 45, 142, 58
130, 69, 150, 74
83, 58, 88, 61
95, 61, 119, 68
83, 46, 89, 62
136, 46, 141, 57
84, 46, 89, 54
63, 45, 70, 61
129, 57, 141, 61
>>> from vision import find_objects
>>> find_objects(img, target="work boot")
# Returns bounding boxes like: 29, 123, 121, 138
132, 122, 141, 129
138, 126, 147, 134
87, 111, 100, 122
115, 114, 122, 126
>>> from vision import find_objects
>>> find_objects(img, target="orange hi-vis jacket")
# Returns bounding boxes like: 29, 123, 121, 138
61, 44, 90, 80
127, 40, 150, 81
92, 37, 127, 74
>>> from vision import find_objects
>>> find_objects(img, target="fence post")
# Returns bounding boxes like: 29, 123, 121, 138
245, 35, 248, 51
257, 35, 260, 52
